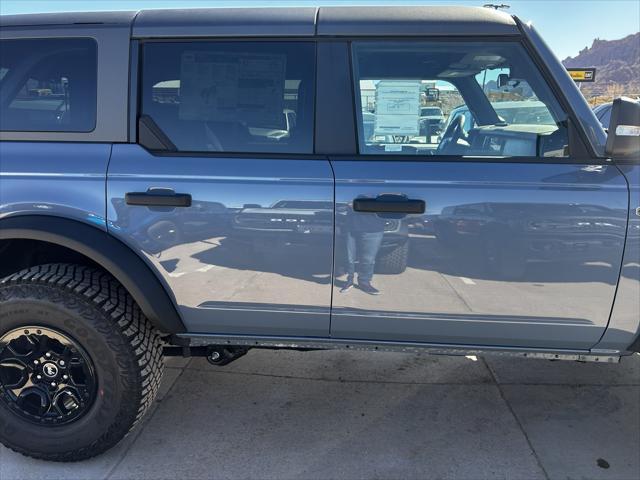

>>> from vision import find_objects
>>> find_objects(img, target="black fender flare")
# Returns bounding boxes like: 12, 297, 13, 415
0, 215, 186, 334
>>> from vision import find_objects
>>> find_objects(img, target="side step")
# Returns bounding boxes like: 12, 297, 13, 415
166, 335, 623, 364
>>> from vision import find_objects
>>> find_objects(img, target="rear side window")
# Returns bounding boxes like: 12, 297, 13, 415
352, 41, 569, 158
141, 42, 316, 154
0, 38, 97, 132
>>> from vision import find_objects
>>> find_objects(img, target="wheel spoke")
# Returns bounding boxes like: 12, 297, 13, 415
0, 360, 29, 389
16, 386, 51, 418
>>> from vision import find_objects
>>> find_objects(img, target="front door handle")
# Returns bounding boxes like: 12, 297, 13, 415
125, 189, 192, 207
353, 194, 425, 214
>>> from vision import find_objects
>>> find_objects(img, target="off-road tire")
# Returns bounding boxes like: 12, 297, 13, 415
0, 264, 164, 462
375, 242, 409, 274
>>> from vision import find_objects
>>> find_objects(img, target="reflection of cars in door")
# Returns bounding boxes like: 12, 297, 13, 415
232, 199, 411, 273
336, 202, 410, 274
231, 200, 334, 249
434, 202, 627, 277
111, 198, 230, 253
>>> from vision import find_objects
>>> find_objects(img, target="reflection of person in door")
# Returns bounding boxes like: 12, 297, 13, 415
341, 202, 386, 295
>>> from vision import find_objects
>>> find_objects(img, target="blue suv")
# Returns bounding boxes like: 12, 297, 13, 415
1, 6, 639, 461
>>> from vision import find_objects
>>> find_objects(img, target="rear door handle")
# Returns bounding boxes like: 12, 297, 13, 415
353, 194, 425, 214
125, 189, 192, 207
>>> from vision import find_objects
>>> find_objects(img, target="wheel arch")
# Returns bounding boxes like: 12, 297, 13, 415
0, 215, 186, 334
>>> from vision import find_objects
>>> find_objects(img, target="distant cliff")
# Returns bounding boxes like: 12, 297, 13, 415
562, 32, 640, 98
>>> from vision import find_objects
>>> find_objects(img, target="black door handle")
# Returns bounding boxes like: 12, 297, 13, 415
125, 189, 192, 207
353, 194, 425, 214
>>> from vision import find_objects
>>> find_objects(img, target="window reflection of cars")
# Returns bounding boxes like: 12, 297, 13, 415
418, 106, 445, 138
362, 111, 375, 141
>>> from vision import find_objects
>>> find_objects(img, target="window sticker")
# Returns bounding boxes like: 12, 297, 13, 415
179, 52, 286, 127
373, 81, 421, 136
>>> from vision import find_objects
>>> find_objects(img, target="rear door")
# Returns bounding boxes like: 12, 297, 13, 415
330, 39, 628, 350
108, 40, 334, 336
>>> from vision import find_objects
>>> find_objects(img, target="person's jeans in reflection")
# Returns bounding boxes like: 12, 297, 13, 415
343, 230, 384, 295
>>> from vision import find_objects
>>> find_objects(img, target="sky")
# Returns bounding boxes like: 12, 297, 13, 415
0, 0, 638, 60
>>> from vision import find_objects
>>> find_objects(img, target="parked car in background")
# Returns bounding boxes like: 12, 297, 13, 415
0, 6, 638, 463
593, 102, 612, 130
419, 106, 445, 139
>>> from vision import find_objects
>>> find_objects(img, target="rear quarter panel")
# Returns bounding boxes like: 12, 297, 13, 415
0, 142, 111, 228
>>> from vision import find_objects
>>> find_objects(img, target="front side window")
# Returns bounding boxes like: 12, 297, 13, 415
352, 41, 569, 157
141, 42, 316, 154
0, 38, 97, 132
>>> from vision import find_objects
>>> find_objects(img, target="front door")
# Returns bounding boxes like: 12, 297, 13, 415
108, 40, 334, 336
330, 40, 628, 350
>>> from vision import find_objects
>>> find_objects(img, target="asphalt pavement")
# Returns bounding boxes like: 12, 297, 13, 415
1, 350, 639, 480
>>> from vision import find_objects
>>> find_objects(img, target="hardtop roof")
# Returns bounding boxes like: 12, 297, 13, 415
1, 6, 520, 37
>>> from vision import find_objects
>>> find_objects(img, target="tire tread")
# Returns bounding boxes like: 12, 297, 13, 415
0, 263, 164, 462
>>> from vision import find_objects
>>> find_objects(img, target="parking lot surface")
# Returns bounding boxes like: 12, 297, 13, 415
1, 350, 639, 480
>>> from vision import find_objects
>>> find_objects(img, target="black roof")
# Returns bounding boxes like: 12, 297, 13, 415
0, 6, 519, 37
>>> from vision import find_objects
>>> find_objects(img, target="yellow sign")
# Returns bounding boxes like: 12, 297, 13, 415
567, 68, 596, 82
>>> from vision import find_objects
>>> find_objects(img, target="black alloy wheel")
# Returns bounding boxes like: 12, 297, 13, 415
0, 326, 97, 426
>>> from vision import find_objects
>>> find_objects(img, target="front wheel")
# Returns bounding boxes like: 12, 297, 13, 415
0, 264, 164, 462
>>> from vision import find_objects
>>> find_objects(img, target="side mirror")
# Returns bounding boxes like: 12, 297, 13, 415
605, 97, 640, 159
497, 73, 510, 89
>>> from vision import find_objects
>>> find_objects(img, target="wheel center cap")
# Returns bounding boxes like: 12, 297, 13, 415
42, 362, 59, 378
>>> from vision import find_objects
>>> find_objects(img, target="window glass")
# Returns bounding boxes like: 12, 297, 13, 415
352, 42, 569, 157
0, 38, 97, 132
141, 42, 316, 154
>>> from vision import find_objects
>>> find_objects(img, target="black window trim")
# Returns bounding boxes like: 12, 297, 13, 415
0, 36, 99, 134
130, 34, 600, 164
0, 25, 131, 143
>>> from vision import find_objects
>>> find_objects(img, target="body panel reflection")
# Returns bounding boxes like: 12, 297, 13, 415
107, 144, 334, 336
331, 161, 628, 349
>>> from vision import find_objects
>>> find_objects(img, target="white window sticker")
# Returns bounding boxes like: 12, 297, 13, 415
179, 52, 286, 127
374, 81, 421, 136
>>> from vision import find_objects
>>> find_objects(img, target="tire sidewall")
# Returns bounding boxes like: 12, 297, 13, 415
0, 284, 140, 455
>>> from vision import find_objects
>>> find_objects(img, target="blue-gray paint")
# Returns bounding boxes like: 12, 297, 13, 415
595, 164, 640, 352
0, 142, 111, 228
330, 161, 628, 349
106, 144, 334, 336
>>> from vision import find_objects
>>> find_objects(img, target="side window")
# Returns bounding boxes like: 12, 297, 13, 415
352, 42, 569, 158
141, 42, 316, 154
0, 38, 97, 132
